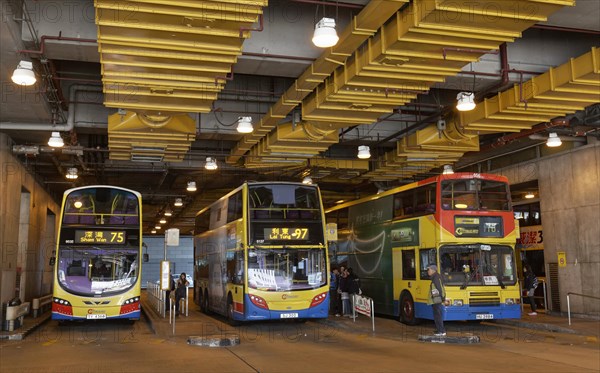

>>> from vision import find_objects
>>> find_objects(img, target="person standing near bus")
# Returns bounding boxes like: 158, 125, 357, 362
175, 273, 189, 316
427, 264, 446, 336
329, 267, 340, 316
523, 264, 538, 316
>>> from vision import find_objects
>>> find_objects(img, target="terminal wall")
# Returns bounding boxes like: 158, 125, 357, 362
498, 140, 600, 316
0, 133, 60, 321
140, 236, 194, 286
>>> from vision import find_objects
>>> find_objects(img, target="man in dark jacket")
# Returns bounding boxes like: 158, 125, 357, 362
427, 264, 446, 336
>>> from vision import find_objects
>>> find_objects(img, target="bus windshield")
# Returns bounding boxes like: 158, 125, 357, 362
441, 179, 510, 211
63, 188, 139, 225
439, 245, 516, 287
249, 184, 325, 245
57, 247, 139, 296
247, 248, 327, 291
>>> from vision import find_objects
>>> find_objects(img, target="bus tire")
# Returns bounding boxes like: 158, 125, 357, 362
227, 294, 240, 326
399, 292, 419, 325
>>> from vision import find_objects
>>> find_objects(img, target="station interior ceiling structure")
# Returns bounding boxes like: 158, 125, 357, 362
1, 0, 599, 235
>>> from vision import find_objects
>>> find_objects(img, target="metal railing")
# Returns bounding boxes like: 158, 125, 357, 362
567, 292, 600, 325
146, 282, 166, 318
520, 278, 547, 313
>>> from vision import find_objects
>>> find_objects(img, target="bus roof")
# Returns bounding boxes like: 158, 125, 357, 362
325, 172, 509, 213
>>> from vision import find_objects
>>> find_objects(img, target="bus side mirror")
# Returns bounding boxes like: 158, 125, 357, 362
143, 254, 149, 262
49, 250, 56, 266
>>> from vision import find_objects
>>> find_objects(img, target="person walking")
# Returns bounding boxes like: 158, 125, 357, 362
523, 264, 539, 316
427, 264, 446, 336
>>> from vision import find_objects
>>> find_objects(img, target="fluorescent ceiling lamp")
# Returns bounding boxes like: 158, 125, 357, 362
11, 60, 36, 86
442, 165, 454, 175
455, 203, 468, 209
174, 198, 183, 207
155, 225, 161, 230
312, 17, 339, 48
357, 145, 371, 159
151, 230, 156, 234
236, 116, 254, 133
525, 192, 535, 199
48, 132, 64, 147
456, 92, 476, 111
65, 167, 78, 180
302, 176, 313, 184
164, 208, 172, 217
187, 181, 197, 192
546, 132, 562, 147
205, 157, 218, 170
159, 218, 167, 224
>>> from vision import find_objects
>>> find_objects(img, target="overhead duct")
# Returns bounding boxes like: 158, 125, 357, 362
108, 112, 196, 162
228, 0, 411, 163
244, 0, 575, 167
367, 46, 599, 180
459, 47, 600, 133
94, 0, 267, 161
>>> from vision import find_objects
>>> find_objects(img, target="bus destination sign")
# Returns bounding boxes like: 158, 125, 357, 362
265, 227, 309, 240
74, 230, 126, 244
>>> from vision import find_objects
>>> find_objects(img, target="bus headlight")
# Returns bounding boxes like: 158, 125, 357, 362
505, 298, 516, 305
453, 299, 464, 307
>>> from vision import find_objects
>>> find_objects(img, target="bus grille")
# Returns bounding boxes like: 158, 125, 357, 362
469, 292, 499, 297
469, 297, 500, 307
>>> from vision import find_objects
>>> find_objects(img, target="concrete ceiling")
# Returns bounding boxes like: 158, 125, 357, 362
1, 0, 599, 235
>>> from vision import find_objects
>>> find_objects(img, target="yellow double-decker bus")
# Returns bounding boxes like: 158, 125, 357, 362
194, 182, 329, 323
326, 173, 521, 324
52, 186, 142, 321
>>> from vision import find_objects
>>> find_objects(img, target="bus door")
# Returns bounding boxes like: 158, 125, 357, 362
415, 248, 437, 318
226, 250, 245, 318
396, 248, 417, 322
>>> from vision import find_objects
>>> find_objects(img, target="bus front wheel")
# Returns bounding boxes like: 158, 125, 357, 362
227, 295, 240, 326
399, 292, 419, 325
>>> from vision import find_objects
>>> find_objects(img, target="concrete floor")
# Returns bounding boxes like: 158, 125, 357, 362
1, 310, 598, 373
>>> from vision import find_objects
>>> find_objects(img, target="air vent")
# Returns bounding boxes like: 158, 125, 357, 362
548, 263, 561, 312
131, 154, 164, 162
131, 146, 166, 152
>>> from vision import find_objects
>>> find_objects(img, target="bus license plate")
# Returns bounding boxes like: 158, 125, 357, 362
280, 313, 299, 319
87, 314, 107, 320
476, 314, 493, 320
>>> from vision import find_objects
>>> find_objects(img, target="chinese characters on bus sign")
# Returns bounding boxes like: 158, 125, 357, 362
454, 216, 503, 238
264, 227, 309, 240
74, 230, 126, 244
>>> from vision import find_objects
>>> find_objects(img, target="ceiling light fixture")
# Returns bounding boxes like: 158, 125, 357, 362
456, 92, 476, 111
164, 208, 172, 217
174, 198, 183, 207
525, 192, 535, 199
546, 132, 562, 147
302, 176, 313, 184
236, 116, 254, 133
151, 230, 156, 234
155, 225, 161, 230
187, 181, 197, 192
11, 60, 36, 86
357, 145, 371, 159
312, 17, 339, 48
48, 132, 64, 147
205, 157, 218, 170
65, 167, 78, 180
159, 218, 167, 224
442, 165, 454, 175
